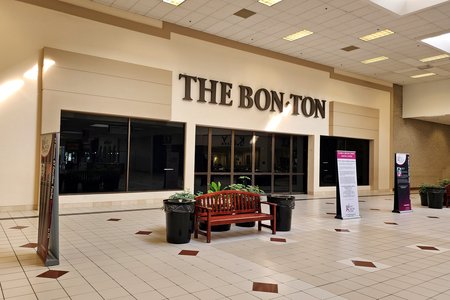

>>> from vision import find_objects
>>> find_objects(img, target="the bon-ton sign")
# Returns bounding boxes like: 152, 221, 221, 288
179, 74, 326, 118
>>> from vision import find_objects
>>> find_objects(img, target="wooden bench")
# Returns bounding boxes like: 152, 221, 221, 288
194, 190, 277, 243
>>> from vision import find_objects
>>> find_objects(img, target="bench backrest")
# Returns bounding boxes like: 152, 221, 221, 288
195, 190, 261, 216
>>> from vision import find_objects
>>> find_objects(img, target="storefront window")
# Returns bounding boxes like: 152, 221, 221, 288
60, 112, 128, 193
234, 130, 252, 173
255, 132, 272, 173
60, 112, 185, 194
319, 136, 370, 186
128, 119, 184, 191
195, 126, 308, 194
211, 128, 231, 172
274, 135, 290, 173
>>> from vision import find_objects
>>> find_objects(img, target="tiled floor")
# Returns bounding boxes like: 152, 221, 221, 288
1, 193, 450, 299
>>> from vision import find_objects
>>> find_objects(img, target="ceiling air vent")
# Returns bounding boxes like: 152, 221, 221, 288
234, 9, 256, 19
341, 46, 360, 52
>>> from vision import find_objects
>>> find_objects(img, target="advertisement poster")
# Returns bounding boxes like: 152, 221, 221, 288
336, 150, 360, 219
37, 133, 60, 266
393, 153, 412, 213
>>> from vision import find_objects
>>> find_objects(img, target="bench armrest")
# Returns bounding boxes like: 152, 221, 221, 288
261, 201, 277, 207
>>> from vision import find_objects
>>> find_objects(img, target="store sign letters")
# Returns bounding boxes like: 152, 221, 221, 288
179, 74, 326, 118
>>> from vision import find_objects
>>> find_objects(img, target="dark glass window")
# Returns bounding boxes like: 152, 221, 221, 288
274, 135, 290, 173
195, 127, 208, 173
60, 111, 185, 194
319, 136, 370, 186
255, 132, 272, 173
60, 112, 128, 193
194, 126, 308, 194
234, 130, 252, 173
211, 128, 231, 172
128, 119, 184, 191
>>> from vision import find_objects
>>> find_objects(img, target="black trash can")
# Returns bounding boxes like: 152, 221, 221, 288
163, 199, 195, 244
268, 195, 295, 231
427, 188, 445, 209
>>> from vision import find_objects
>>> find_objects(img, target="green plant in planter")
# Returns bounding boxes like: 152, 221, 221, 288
226, 176, 265, 195
438, 178, 450, 187
208, 181, 223, 193
419, 183, 432, 194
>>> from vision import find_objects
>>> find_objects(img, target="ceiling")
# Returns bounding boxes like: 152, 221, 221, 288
88, 0, 450, 86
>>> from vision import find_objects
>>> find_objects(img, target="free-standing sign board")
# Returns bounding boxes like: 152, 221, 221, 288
393, 153, 412, 213
37, 133, 60, 266
336, 150, 360, 219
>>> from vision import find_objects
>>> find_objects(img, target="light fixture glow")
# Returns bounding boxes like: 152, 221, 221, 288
162, 0, 185, 6
422, 32, 450, 54
359, 29, 394, 41
411, 73, 436, 78
370, 0, 449, 16
23, 59, 56, 80
258, 0, 283, 6
283, 30, 313, 41
0, 79, 24, 102
361, 56, 389, 64
419, 54, 450, 62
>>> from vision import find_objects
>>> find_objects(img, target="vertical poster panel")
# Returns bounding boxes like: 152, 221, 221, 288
393, 153, 412, 213
336, 150, 360, 219
37, 133, 60, 266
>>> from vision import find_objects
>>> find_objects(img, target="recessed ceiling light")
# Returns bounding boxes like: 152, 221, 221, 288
422, 32, 450, 54
341, 46, 360, 52
420, 54, 450, 62
359, 29, 394, 41
361, 56, 389, 64
411, 73, 436, 78
162, 0, 185, 6
234, 9, 256, 19
258, 0, 283, 6
283, 30, 313, 41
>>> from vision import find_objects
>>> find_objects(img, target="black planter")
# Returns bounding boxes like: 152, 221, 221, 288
419, 191, 428, 206
163, 199, 195, 244
268, 195, 295, 231
427, 188, 445, 209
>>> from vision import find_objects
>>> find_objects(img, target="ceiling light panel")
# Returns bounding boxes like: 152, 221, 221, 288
361, 56, 389, 64
411, 73, 436, 78
283, 30, 313, 41
258, 0, 283, 7
359, 29, 394, 41
420, 54, 450, 62
163, 0, 185, 6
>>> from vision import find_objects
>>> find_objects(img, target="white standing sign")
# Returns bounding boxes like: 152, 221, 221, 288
336, 150, 360, 219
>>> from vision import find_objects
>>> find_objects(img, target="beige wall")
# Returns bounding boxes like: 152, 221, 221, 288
393, 85, 450, 187
403, 78, 450, 118
0, 0, 393, 209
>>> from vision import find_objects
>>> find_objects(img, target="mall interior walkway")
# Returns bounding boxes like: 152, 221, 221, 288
1, 194, 450, 300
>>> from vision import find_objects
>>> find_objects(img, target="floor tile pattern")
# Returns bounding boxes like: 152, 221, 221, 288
179, 250, 199, 256
37, 270, 69, 279
1, 193, 450, 299
252, 282, 278, 293
270, 237, 286, 242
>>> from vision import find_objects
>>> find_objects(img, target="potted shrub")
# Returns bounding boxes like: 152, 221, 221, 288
419, 183, 432, 206
163, 190, 196, 244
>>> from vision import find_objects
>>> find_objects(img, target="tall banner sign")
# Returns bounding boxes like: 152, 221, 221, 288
393, 153, 412, 213
37, 133, 60, 266
336, 150, 360, 219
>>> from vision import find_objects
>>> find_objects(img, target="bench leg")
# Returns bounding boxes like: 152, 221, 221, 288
194, 219, 199, 239
258, 221, 262, 231
207, 222, 211, 243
